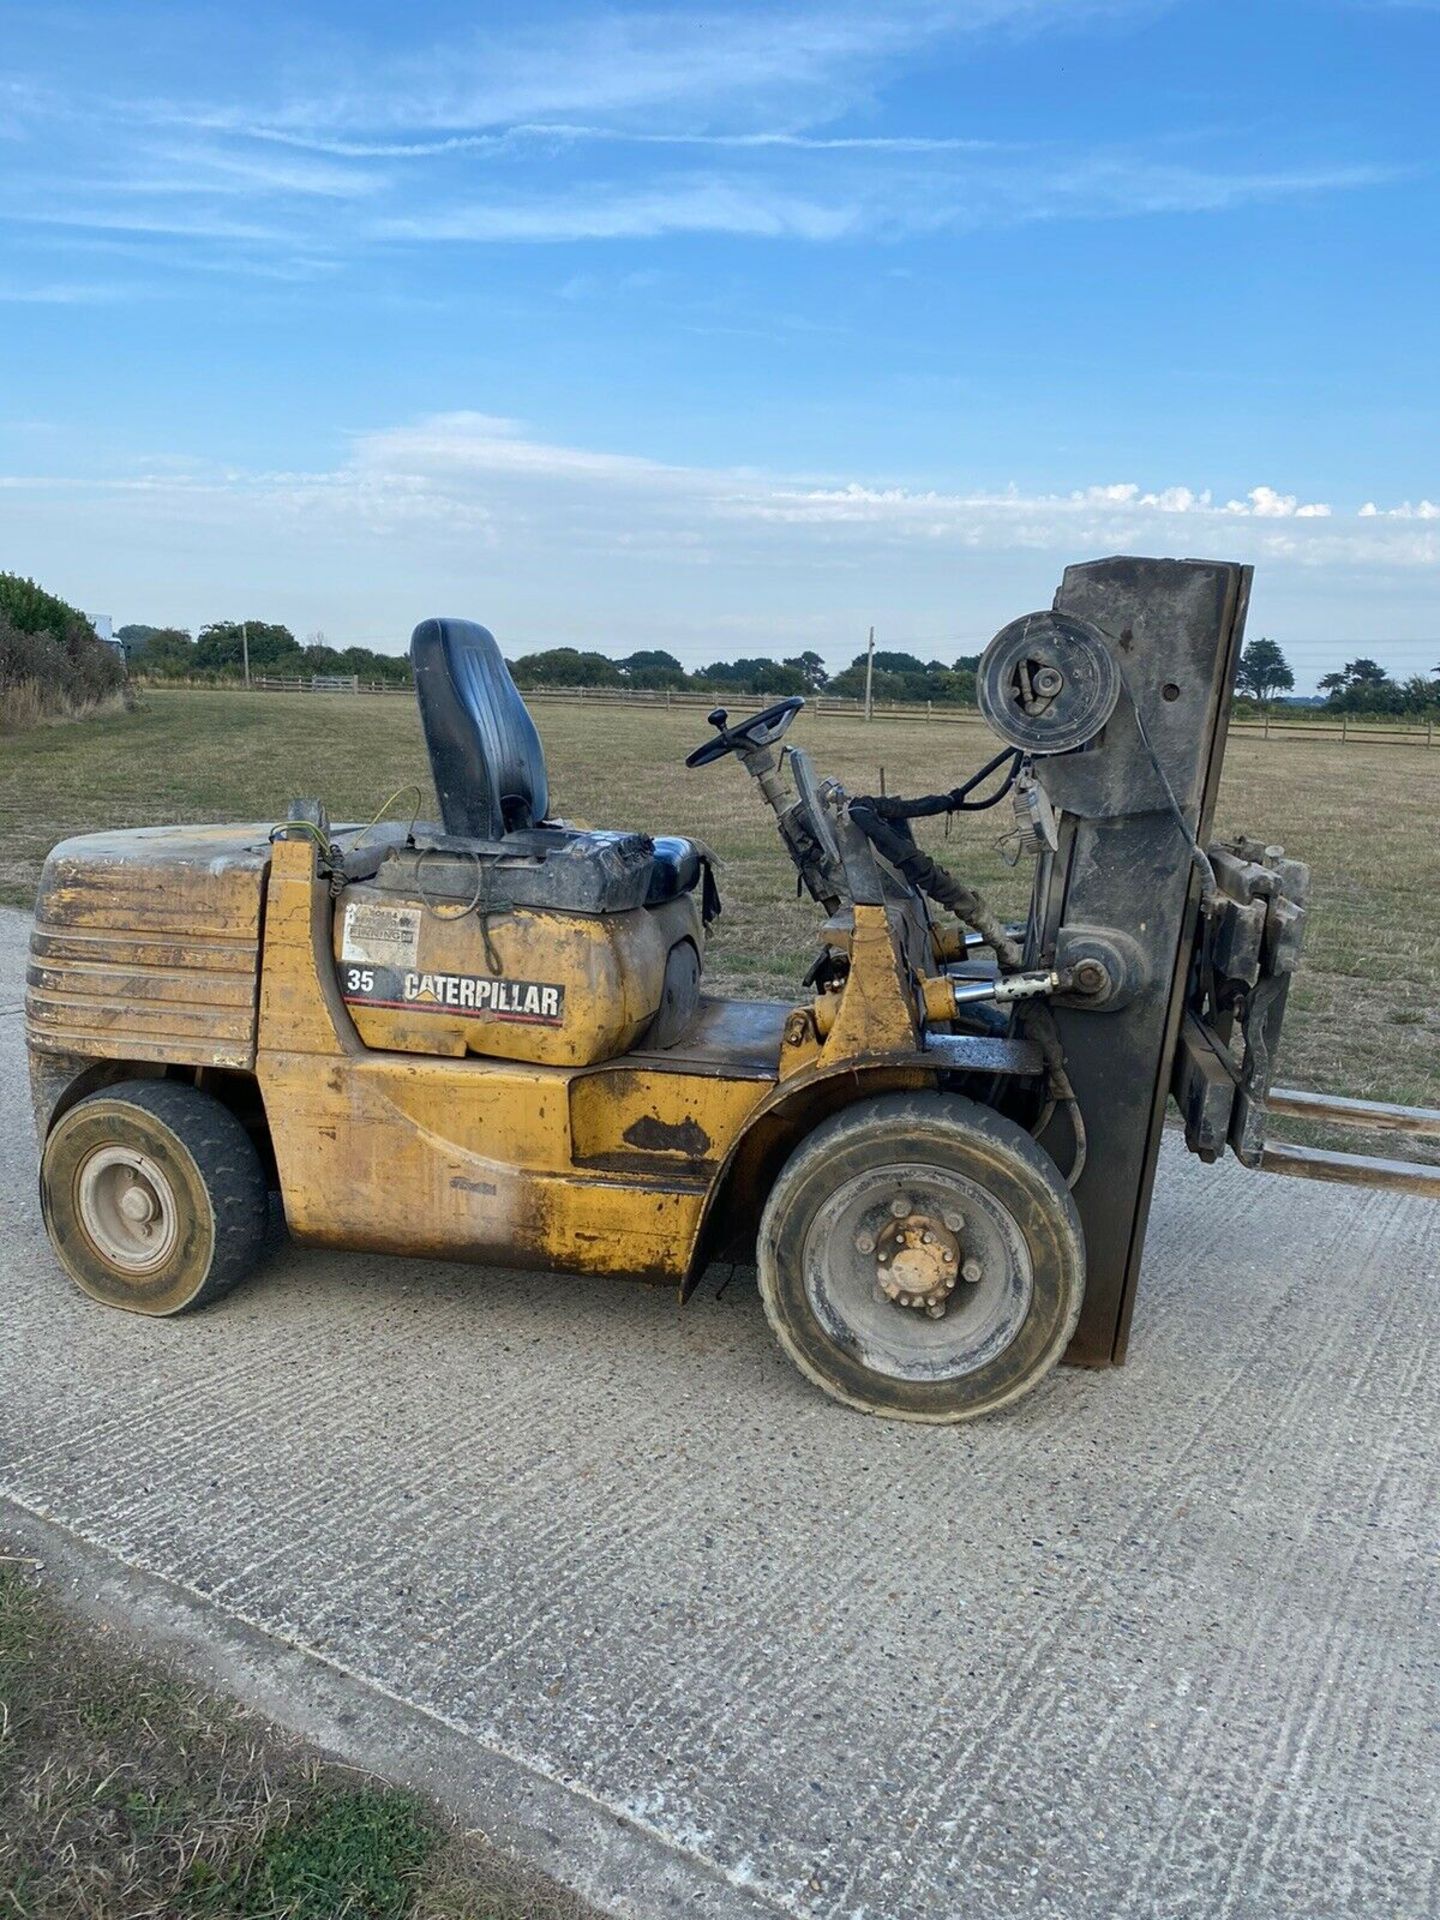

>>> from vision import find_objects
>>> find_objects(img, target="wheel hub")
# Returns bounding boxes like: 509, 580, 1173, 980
75, 1146, 179, 1274
870, 1208, 965, 1317
118, 1182, 158, 1225
802, 1155, 1037, 1387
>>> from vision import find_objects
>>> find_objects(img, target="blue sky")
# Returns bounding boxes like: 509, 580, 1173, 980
1, 0, 1437, 684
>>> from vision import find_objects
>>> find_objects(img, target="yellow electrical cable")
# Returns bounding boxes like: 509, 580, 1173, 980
349, 784, 423, 851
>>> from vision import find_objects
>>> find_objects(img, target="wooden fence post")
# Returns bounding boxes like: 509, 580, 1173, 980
1342, 713, 1349, 744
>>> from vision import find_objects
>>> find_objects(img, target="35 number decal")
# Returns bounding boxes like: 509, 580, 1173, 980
345, 967, 375, 994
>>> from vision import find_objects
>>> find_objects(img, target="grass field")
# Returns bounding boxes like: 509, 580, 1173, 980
4, 686, 1437, 1128
0, 1553, 589, 1920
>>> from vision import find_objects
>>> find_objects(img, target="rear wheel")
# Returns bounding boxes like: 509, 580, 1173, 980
40, 1080, 268, 1315
757, 1092, 1084, 1423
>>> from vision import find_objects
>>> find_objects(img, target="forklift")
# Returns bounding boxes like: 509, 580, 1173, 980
25, 556, 1437, 1422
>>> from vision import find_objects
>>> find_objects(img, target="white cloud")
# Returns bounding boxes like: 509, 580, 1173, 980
326, 416, 1440, 577
349, 412, 686, 486
1016, 158, 1395, 219
376, 177, 861, 243
0, 2, 1394, 284
103, 145, 390, 201
367, 156, 1392, 247
0, 281, 131, 304
6, 147, 1390, 263
2, 204, 286, 244
5, 412, 1435, 668
232, 3, 1107, 138
1359, 498, 1440, 519
242, 123, 1004, 160
1224, 486, 1332, 519
6, 413, 1423, 577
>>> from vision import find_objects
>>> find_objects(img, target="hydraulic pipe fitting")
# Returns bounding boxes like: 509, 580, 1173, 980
931, 925, 986, 964
921, 968, 1063, 1025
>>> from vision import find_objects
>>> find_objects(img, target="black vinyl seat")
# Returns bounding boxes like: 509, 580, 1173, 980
647, 835, 702, 900
409, 618, 708, 915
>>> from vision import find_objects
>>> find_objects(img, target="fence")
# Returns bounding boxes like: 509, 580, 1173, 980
136, 674, 411, 696
523, 687, 1438, 744
250, 674, 398, 695
1230, 710, 1436, 746
140, 675, 1438, 744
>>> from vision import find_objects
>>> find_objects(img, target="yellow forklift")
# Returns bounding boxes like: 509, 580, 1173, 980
26, 556, 1435, 1422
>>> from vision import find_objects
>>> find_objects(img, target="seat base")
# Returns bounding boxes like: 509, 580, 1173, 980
375, 827, 702, 918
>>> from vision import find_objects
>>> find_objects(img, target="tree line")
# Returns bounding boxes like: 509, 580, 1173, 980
1315, 657, 1440, 716
119, 622, 413, 685
504, 645, 983, 704
103, 613, 1440, 722
1234, 635, 1440, 716
123, 625, 985, 703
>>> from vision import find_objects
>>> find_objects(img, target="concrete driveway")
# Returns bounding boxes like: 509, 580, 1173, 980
2, 905, 1437, 1920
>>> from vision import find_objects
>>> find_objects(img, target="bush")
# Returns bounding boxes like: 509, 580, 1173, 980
0, 574, 125, 730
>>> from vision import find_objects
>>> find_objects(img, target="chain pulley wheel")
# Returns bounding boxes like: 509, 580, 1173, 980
978, 610, 1120, 754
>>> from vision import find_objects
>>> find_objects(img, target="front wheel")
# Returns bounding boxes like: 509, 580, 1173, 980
758, 1093, 1084, 1423
40, 1079, 269, 1315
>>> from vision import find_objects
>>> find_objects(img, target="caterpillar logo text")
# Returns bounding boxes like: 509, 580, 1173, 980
341, 964, 566, 1025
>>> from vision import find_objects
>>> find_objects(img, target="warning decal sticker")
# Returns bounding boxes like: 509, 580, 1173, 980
341, 963, 565, 1025
341, 902, 421, 970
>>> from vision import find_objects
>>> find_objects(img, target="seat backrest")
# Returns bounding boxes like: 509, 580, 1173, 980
410, 618, 550, 840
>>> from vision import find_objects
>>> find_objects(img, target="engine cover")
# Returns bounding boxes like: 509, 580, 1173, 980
332, 884, 702, 1067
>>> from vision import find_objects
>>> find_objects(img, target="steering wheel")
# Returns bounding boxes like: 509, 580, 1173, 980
685, 697, 805, 768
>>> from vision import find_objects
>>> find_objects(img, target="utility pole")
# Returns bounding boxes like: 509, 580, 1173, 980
863, 624, 876, 722
242, 622, 251, 688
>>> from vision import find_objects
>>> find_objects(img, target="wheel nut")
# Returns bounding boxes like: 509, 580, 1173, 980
962, 1258, 982, 1284
855, 1232, 875, 1255
926, 1302, 946, 1319
889, 1197, 909, 1217
942, 1210, 964, 1232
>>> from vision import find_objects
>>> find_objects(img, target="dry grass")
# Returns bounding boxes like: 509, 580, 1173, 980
0, 682, 128, 734
2, 685, 1436, 1132
0, 1553, 592, 1920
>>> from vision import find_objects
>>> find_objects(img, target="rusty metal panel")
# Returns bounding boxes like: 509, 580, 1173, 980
24, 826, 270, 1071
569, 1066, 769, 1173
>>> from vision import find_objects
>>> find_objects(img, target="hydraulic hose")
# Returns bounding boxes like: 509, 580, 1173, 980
847, 803, 1025, 970
847, 801, 1086, 1187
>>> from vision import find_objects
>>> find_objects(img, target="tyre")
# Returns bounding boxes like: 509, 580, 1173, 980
757, 1092, 1084, 1423
39, 1079, 269, 1315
